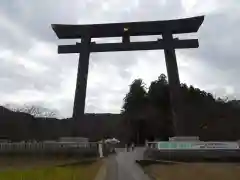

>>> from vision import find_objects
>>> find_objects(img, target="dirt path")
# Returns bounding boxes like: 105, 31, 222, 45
105, 147, 151, 180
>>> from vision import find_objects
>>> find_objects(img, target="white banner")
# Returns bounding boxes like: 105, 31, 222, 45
157, 141, 239, 150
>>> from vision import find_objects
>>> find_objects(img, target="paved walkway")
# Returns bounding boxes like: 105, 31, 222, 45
105, 147, 151, 180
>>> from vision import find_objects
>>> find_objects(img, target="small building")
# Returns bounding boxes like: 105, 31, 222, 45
58, 137, 89, 143
43, 140, 58, 143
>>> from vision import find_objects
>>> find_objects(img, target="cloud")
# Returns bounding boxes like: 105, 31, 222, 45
0, 0, 240, 118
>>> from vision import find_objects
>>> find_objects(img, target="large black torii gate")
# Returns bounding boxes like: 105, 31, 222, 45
52, 16, 204, 136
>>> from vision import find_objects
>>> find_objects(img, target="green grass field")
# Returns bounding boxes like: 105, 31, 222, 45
0, 157, 103, 180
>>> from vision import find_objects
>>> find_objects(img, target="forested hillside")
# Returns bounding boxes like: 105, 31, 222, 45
1, 73, 240, 142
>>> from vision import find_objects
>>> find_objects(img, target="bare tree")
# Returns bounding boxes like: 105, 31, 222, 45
5, 104, 58, 118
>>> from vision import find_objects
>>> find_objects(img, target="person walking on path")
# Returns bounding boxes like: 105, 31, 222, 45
125, 142, 130, 152
131, 142, 135, 151
126, 142, 132, 152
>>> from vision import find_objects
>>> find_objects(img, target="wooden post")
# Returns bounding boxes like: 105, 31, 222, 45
98, 140, 104, 158
122, 28, 130, 43
162, 32, 184, 136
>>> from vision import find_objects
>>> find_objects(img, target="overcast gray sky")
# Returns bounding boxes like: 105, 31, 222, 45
0, 0, 240, 118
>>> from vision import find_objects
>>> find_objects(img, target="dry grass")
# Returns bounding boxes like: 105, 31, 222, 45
143, 163, 240, 180
0, 156, 79, 170
0, 156, 103, 180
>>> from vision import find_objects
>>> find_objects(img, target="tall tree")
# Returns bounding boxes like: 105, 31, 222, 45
121, 79, 147, 144
122, 79, 147, 114
148, 74, 170, 111
147, 74, 173, 139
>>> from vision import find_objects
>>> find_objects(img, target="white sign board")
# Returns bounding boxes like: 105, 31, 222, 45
158, 141, 239, 150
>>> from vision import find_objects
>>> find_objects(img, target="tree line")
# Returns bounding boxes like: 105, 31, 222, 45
121, 74, 240, 143
0, 73, 240, 143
